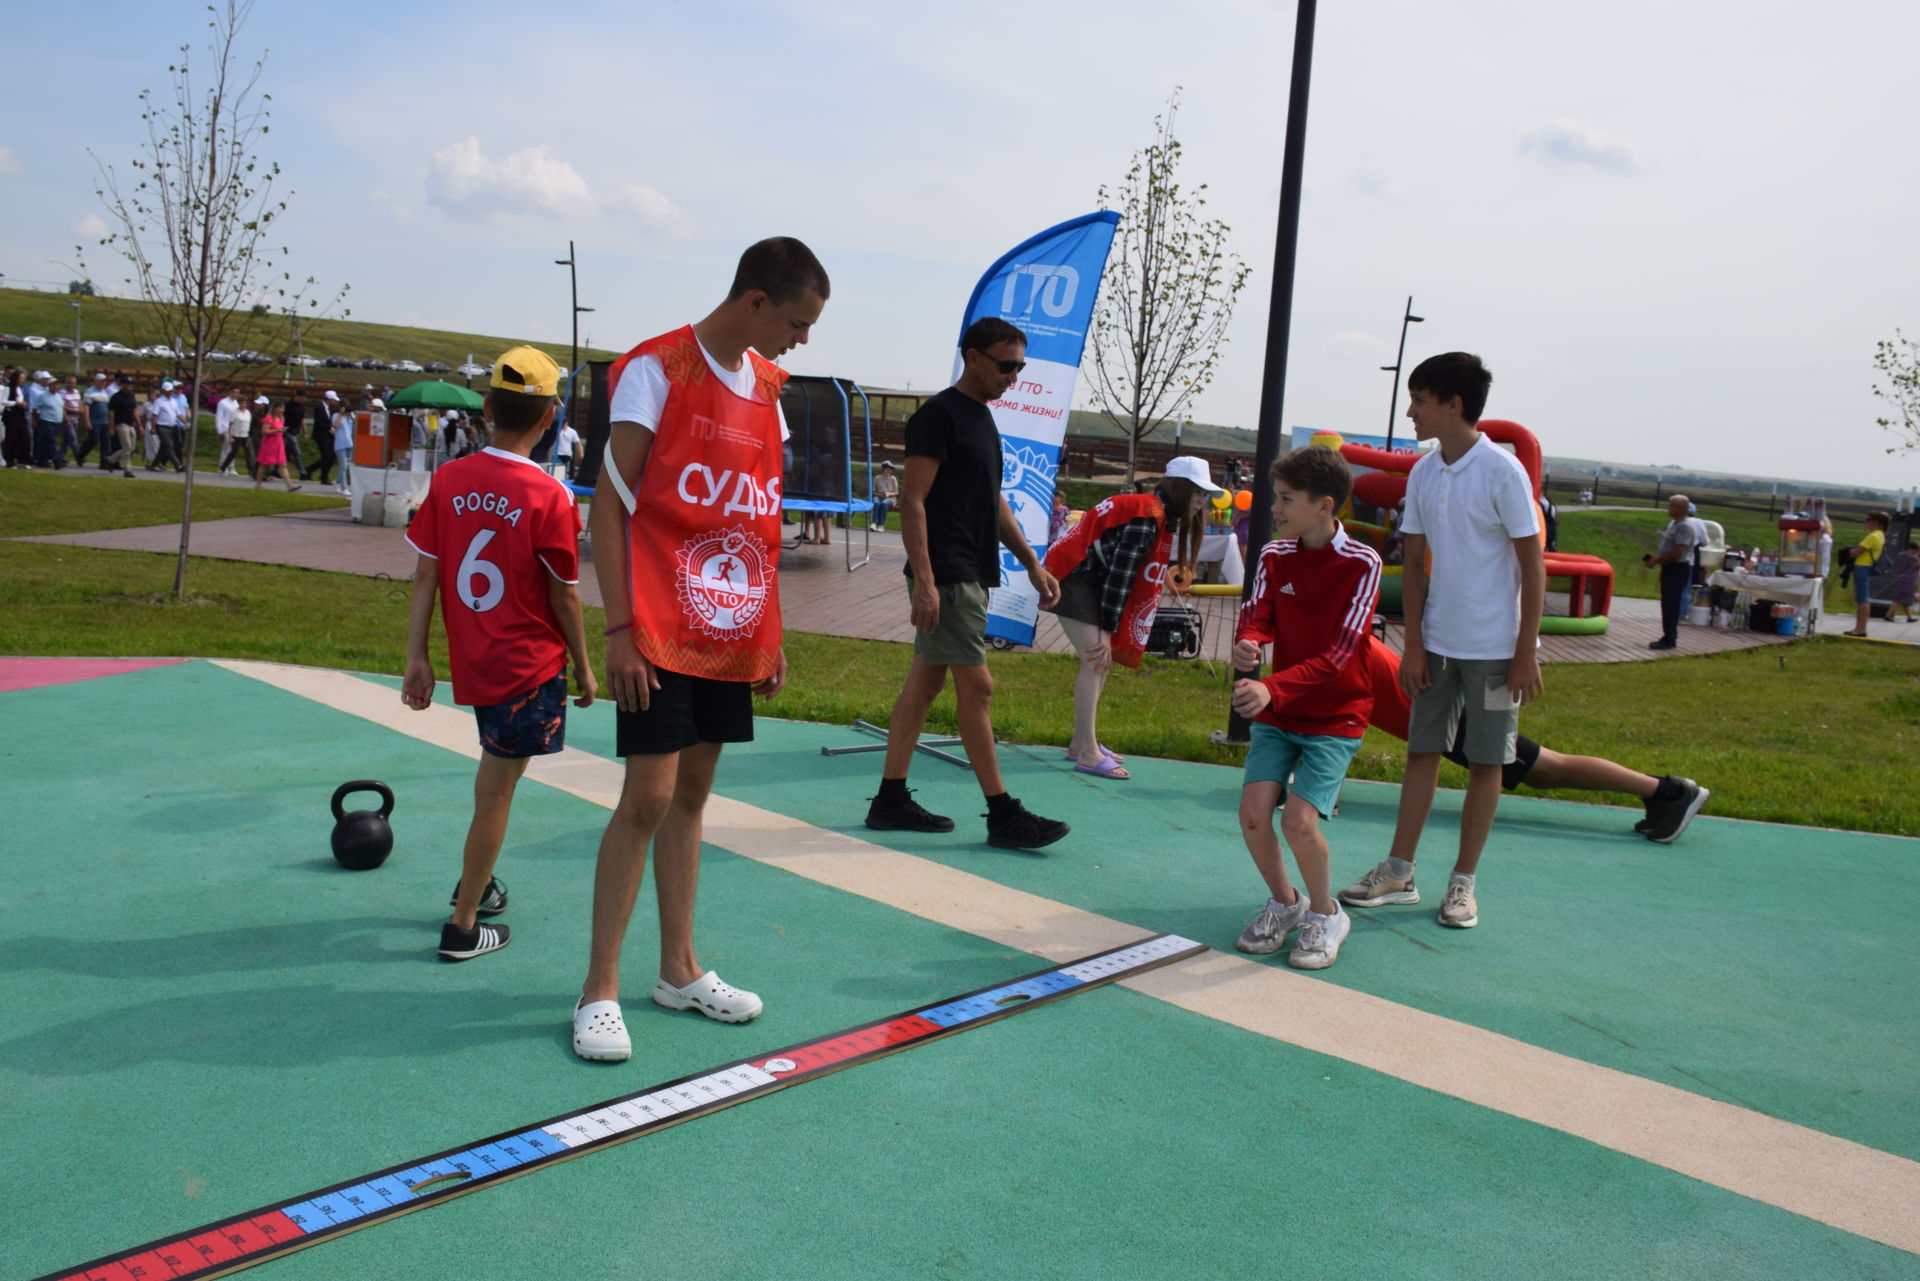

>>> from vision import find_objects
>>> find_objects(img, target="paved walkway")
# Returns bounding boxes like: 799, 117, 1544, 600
31, 502, 1905, 662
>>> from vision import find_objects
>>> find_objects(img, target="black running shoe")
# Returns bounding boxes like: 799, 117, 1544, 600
985, 798, 1070, 850
438, 919, 510, 961
866, 789, 956, 833
1643, 777, 1709, 845
450, 876, 509, 917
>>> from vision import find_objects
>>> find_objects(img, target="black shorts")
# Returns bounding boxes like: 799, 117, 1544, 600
473, 669, 568, 759
1443, 727, 1542, 790
615, 666, 754, 756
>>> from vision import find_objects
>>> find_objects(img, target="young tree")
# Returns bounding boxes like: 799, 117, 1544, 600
82, 0, 344, 598
1872, 330, 1920, 454
1087, 90, 1250, 483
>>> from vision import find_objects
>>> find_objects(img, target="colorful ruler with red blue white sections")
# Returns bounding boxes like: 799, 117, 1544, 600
36, 933, 1205, 1281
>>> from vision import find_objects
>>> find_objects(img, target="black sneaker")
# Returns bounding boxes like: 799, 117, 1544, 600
985, 798, 1070, 850
866, 789, 955, 833
438, 919, 510, 961
1643, 777, 1709, 844
450, 876, 509, 917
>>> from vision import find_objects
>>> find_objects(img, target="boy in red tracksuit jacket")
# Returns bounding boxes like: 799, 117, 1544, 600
1228, 447, 1381, 970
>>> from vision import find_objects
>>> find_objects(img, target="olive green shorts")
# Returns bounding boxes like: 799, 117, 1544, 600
910, 578, 990, 667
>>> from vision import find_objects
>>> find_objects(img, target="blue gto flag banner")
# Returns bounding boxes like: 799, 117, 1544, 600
953, 211, 1120, 648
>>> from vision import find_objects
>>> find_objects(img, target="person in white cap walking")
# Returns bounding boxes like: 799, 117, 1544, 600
147, 381, 188, 471
1040, 455, 1221, 779
312, 388, 341, 485
218, 392, 254, 475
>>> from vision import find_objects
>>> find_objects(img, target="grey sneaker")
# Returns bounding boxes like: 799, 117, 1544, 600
1339, 861, 1420, 907
1438, 878, 1478, 928
1235, 895, 1308, 954
1288, 908, 1352, 970
1644, 777, 1709, 844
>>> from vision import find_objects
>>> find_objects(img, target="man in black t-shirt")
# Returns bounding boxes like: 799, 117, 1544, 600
865, 317, 1070, 850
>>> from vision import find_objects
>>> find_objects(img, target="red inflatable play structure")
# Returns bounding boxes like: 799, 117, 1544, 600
1336, 421, 1613, 633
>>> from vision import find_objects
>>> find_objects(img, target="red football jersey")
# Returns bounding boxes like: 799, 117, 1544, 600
406, 447, 582, 706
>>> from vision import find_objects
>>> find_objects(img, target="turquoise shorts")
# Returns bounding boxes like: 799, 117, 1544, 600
1243, 723, 1362, 819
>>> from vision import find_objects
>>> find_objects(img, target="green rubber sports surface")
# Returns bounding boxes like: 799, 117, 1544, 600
4, 658, 1916, 1280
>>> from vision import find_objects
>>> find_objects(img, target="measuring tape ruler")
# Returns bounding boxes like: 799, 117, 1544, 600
37, 933, 1205, 1281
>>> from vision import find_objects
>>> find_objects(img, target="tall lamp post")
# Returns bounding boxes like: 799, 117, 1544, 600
554, 241, 594, 375
70, 298, 83, 376
1380, 296, 1423, 449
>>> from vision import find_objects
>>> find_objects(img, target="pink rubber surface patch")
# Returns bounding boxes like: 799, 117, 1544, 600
0, 657, 189, 693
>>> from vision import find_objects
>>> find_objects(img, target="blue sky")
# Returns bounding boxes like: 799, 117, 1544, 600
4, 0, 1917, 487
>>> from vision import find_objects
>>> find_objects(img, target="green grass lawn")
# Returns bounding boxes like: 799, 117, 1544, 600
4, 471, 1917, 836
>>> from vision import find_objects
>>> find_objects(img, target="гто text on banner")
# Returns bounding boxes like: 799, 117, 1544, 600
952, 211, 1120, 647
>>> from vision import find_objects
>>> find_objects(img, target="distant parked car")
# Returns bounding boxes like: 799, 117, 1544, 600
21, 335, 47, 349
79, 340, 104, 355
141, 344, 179, 359
100, 341, 136, 356
355, 357, 389, 370
207, 350, 236, 363
423, 360, 451, 374
48, 337, 76, 352
456, 361, 490, 377
233, 349, 269, 365
0, 334, 27, 349
322, 355, 354, 368
391, 359, 424, 373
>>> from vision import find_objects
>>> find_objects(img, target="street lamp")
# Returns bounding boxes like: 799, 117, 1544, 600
1379, 296, 1423, 449
69, 298, 83, 376
554, 241, 595, 376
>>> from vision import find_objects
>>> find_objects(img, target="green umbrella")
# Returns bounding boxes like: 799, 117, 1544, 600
386, 379, 484, 411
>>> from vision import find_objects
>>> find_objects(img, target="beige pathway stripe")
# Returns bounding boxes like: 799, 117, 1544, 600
217, 659, 1920, 1256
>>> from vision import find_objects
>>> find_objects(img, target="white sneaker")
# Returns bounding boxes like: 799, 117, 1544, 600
1288, 907, 1351, 969
652, 971, 763, 1023
1438, 877, 1479, 928
1339, 860, 1419, 907
1235, 894, 1308, 954
572, 998, 631, 1061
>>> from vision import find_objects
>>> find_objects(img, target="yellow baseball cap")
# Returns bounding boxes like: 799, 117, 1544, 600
491, 346, 564, 397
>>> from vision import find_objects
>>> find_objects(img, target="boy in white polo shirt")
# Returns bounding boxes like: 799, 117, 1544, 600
1340, 352, 1543, 929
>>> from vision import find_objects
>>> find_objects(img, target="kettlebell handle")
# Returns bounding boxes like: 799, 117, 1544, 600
331, 780, 395, 823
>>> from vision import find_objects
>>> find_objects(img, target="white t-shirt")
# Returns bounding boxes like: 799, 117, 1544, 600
215, 396, 240, 434
555, 424, 580, 458
603, 333, 789, 513
229, 408, 252, 439
1400, 434, 1541, 660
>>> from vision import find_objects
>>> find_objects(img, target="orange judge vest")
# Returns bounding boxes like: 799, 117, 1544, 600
607, 326, 787, 681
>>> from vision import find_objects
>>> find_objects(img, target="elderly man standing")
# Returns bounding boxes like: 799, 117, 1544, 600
29, 371, 65, 468
1644, 494, 1706, 651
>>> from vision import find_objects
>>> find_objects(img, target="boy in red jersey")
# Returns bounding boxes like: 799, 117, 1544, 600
402, 346, 597, 961
1229, 447, 1381, 970
574, 237, 828, 1063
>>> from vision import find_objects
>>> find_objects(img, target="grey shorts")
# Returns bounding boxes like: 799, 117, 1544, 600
910, 577, 990, 666
1406, 651, 1518, 765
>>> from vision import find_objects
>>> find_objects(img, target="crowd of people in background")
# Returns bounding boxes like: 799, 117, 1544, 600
1, 368, 494, 492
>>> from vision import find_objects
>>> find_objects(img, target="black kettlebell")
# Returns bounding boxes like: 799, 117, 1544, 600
330, 780, 394, 871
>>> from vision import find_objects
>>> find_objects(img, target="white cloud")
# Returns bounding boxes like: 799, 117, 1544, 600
0, 147, 20, 175
73, 214, 109, 239
1325, 330, 1384, 355
426, 136, 598, 220
609, 183, 683, 230
422, 138, 686, 230
1517, 119, 1640, 174
1346, 159, 1402, 201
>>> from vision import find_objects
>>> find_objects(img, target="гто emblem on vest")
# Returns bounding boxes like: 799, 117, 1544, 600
675, 527, 772, 639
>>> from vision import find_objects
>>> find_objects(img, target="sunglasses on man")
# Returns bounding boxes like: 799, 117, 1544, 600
971, 351, 1026, 375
